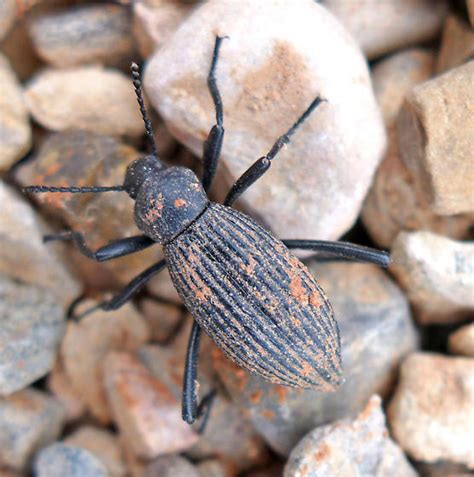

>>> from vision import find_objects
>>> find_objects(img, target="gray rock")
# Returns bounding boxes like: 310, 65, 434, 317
0, 0, 16, 41
143, 455, 199, 477
144, 0, 386, 242
24, 67, 145, 138
0, 53, 31, 170
214, 262, 418, 455
34, 443, 109, 477
28, 4, 134, 68
284, 395, 417, 477
0, 388, 65, 470
0, 275, 65, 395
390, 231, 474, 324
388, 352, 474, 468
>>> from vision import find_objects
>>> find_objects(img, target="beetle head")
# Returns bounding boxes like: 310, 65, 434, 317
123, 155, 164, 199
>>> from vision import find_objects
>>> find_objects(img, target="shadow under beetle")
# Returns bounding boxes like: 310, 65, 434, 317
25, 36, 390, 430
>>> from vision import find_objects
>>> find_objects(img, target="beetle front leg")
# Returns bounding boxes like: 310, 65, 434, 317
44, 231, 155, 262
182, 321, 217, 432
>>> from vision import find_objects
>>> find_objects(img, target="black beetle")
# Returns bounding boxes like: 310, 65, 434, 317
25, 36, 390, 429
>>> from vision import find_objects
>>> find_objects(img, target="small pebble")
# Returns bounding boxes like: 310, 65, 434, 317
28, 4, 134, 68
436, 14, 474, 73
0, 275, 65, 395
390, 231, 474, 324
0, 388, 65, 470
388, 352, 474, 468
61, 301, 150, 423
24, 66, 145, 137
34, 443, 109, 477
214, 262, 418, 455
64, 426, 126, 477
143, 455, 200, 477
284, 395, 417, 477
448, 323, 474, 357
0, 0, 16, 41
324, 0, 448, 59
0, 53, 31, 170
398, 61, 474, 215
103, 351, 198, 459
145, 0, 386, 242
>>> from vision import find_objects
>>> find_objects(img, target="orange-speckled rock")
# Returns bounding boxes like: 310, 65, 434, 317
145, 0, 386, 243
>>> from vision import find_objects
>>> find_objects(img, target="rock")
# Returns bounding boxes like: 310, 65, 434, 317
61, 300, 150, 423
284, 395, 417, 477
196, 460, 235, 477
28, 4, 134, 68
147, 267, 182, 304
414, 461, 472, 477
390, 231, 474, 324
64, 426, 126, 477
0, 53, 31, 170
398, 61, 474, 215
389, 352, 474, 468
0, 0, 16, 41
103, 351, 198, 459
24, 66, 145, 137
16, 130, 161, 285
139, 298, 184, 343
0, 275, 65, 395
449, 323, 474, 357
0, 182, 81, 308
324, 0, 447, 60
34, 443, 109, 477
213, 262, 418, 456
436, 14, 474, 74
143, 455, 199, 477
145, 0, 386, 242
133, 0, 194, 58
469, 0, 474, 26
0, 388, 65, 470
47, 361, 86, 422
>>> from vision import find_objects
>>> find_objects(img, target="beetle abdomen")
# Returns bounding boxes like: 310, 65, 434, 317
164, 203, 342, 390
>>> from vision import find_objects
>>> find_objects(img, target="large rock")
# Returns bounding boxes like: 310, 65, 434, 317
24, 67, 145, 138
284, 395, 417, 477
145, 0, 386, 242
0, 53, 31, 170
390, 231, 474, 324
0, 388, 65, 470
388, 352, 474, 468
324, 0, 448, 59
28, 4, 134, 68
0, 275, 65, 395
213, 262, 418, 455
398, 61, 474, 215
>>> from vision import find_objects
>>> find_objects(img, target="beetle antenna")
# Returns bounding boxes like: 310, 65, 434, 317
266, 96, 326, 161
130, 62, 158, 158
23, 185, 125, 194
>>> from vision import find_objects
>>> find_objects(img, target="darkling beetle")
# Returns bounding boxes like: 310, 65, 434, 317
25, 36, 390, 430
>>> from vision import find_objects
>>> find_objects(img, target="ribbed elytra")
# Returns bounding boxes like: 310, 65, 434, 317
165, 203, 342, 390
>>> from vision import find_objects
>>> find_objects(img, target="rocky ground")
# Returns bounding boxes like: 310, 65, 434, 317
0, 1, 473, 476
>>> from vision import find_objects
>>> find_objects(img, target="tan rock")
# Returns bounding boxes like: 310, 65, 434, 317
143, 455, 200, 477
389, 352, 474, 468
325, 0, 448, 59
398, 61, 474, 215
61, 301, 150, 423
436, 14, 474, 74
0, 53, 31, 170
25, 66, 145, 137
64, 426, 126, 477
147, 268, 182, 304
145, 0, 386, 242
133, 0, 194, 58
449, 323, 474, 357
139, 298, 184, 342
0, 182, 81, 309
28, 4, 134, 68
103, 351, 198, 459
468, 0, 474, 26
390, 231, 474, 324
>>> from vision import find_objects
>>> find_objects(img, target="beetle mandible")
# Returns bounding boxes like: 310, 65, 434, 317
25, 36, 390, 429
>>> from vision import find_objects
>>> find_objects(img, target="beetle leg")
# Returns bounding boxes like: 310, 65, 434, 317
182, 321, 217, 431
283, 239, 391, 268
201, 35, 227, 193
71, 259, 167, 320
44, 231, 155, 262
224, 96, 326, 206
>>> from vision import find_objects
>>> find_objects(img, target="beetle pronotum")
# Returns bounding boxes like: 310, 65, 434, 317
25, 36, 390, 430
